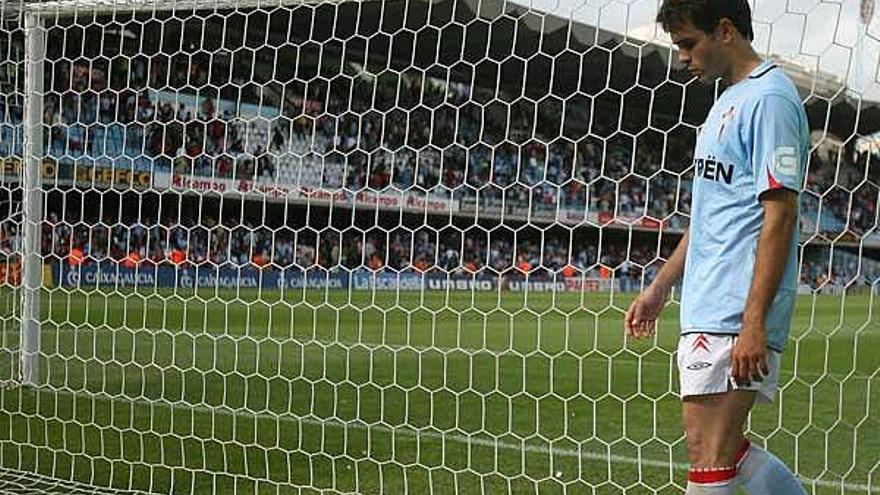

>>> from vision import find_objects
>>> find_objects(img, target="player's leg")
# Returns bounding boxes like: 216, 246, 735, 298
736, 437, 807, 494
677, 334, 747, 493
728, 341, 806, 494
682, 390, 754, 494
687, 412, 809, 495
677, 333, 806, 494
681, 396, 808, 495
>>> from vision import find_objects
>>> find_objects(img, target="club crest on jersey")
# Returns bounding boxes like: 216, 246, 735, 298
718, 105, 736, 138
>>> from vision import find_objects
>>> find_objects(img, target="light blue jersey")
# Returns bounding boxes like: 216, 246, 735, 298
681, 60, 808, 352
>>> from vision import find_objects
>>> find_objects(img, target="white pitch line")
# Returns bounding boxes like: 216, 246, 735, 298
16, 387, 879, 494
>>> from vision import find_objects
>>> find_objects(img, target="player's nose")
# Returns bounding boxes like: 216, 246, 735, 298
678, 52, 690, 67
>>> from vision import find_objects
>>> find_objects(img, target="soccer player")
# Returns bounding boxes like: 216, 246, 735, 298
624, 1, 808, 494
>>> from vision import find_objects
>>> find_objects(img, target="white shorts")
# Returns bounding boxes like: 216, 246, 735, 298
677, 333, 781, 404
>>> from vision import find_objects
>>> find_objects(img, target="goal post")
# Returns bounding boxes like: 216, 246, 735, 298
20, 11, 44, 387
0, 0, 878, 494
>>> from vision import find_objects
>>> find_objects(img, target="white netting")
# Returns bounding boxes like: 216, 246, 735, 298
0, 0, 878, 493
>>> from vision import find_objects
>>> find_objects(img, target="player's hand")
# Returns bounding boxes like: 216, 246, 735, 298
624, 286, 667, 339
731, 325, 769, 385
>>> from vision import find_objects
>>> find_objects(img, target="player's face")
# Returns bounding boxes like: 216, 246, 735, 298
669, 20, 726, 83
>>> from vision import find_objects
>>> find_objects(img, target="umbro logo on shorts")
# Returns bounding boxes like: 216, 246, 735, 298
686, 361, 713, 371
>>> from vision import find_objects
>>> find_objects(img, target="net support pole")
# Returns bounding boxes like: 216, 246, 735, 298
20, 12, 45, 387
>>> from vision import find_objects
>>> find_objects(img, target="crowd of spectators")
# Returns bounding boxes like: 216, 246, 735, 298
0, 209, 873, 289
801, 247, 880, 289
25, 212, 666, 283
0, 47, 878, 289
3, 57, 875, 237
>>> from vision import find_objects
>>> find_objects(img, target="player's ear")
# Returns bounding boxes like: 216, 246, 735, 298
715, 18, 739, 44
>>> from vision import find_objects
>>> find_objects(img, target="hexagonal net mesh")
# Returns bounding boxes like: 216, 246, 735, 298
0, 0, 878, 493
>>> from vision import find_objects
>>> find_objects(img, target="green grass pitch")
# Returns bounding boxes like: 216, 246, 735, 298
0, 287, 876, 494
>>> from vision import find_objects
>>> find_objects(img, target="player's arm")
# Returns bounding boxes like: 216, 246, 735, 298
733, 191, 798, 383
624, 228, 688, 338
732, 93, 804, 383
743, 191, 798, 324
649, 228, 689, 296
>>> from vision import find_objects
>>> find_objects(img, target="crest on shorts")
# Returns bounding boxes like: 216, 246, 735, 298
692, 334, 711, 353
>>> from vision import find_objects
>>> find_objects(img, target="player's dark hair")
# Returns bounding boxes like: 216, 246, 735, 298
656, 0, 754, 41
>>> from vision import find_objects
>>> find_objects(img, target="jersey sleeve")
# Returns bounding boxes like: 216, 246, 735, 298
748, 94, 805, 200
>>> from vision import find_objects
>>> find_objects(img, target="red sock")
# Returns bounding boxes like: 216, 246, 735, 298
688, 466, 738, 484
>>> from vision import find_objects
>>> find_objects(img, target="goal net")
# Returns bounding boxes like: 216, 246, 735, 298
0, 0, 878, 493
